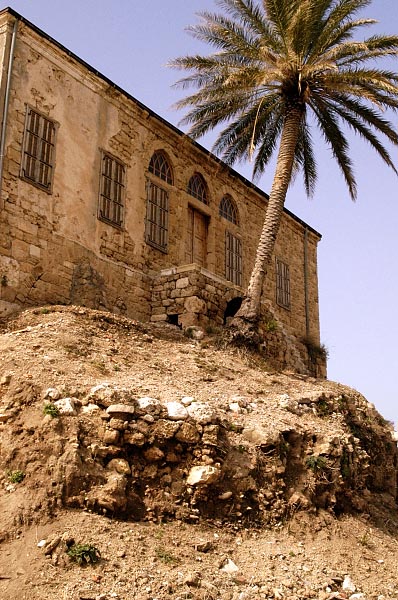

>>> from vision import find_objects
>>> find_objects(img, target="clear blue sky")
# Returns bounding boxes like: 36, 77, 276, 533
3, 1, 398, 422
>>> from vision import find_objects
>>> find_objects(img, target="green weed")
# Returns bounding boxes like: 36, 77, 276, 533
66, 543, 101, 565
155, 546, 180, 565
305, 455, 328, 472
43, 403, 60, 418
7, 469, 25, 484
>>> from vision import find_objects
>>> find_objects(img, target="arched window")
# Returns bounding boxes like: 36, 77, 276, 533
148, 151, 173, 185
187, 173, 208, 205
219, 195, 239, 225
146, 151, 173, 252
225, 231, 242, 286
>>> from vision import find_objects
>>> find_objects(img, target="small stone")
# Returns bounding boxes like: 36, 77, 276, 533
195, 541, 213, 553
136, 397, 161, 415
42, 535, 62, 555
103, 429, 120, 444
144, 446, 164, 461
342, 576, 356, 593
152, 419, 181, 440
142, 414, 155, 423
184, 571, 201, 587
106, 404, 135, 418
220, 558, 239, 573
43, 387, 60, 400
187, 402, 216, 425
107, 458, 131, 475
175, 422, 201, 444
87, 383, 117, 407
181, 396, 194, 406
218, 491, 233, 500
166, 401, 188, 421
202, 425, 219, 445
0, 374, 12, 386
109, 418, 127, 431
186, 465, 220, 486
82, 403, 101, 414
78, 590, 96, 600
54, 398, 77, 415
123, 431, 146, 446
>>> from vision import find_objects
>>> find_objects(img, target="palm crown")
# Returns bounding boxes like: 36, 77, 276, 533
172, 0, 398, 200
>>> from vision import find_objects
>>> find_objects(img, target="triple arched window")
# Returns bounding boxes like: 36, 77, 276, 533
149, 151, 173, 185
146, 151, 173, 252
187, 173, 209, 205
219, 195, 242, 286
219, 194, 239, 225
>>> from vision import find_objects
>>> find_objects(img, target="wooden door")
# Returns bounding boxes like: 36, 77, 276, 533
185, 207, 207, 266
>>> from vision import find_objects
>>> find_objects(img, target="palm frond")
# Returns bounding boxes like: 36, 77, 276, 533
324, 99, 398, 173
310, 93, 357, 198
293, 118, 317, 196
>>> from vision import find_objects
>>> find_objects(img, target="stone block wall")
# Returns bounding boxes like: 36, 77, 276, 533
151, 264, 242, 329
150, 265, 326, 377
0, 9, 323, 372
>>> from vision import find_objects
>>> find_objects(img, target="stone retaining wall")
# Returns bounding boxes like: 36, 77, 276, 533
151, 264, 242, 329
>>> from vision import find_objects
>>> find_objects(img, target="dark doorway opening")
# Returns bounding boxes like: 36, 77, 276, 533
167, 314, 180, 327
223, 296, 243, 324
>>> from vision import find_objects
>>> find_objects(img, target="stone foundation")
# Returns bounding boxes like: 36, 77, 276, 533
150, 264, 242, 329
151, 264, 327, 378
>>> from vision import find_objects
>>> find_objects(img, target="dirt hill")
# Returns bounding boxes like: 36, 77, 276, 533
0, 305, 398, 600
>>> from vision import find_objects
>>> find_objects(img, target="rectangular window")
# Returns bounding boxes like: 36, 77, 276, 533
145, 180, 169, 252
98, 152, 125, 227
225, 231, 242, 286
21, 107, 57, 192
276, 258, 291, 309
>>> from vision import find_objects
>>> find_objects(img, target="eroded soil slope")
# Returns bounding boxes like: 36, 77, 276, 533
0, 306, 397, 600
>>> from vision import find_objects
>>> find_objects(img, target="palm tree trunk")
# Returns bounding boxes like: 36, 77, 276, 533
232, 106, 303, 333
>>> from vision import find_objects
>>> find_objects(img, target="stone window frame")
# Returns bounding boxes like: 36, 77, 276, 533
225, 231, 242, 287
187, 172, 209, 205
145, 151, 174, 253
20, 105, 58, 194
276, 257, 291, 310
219, 194, 239, 225
98, 150, 126, 229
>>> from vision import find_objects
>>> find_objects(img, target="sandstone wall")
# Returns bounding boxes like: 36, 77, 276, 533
0, 11, 321, 349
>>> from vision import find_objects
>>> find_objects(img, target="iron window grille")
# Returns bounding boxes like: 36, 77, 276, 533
21, 107, 57, 192
276, 258, 291, 309
225, 231, 242, 286
187, 173, 209, 205
219, 195, 239, 225
146, 151, 173, 252
98, 152, 125, 227
148, 151, 173, 185
145, 181, 169, 252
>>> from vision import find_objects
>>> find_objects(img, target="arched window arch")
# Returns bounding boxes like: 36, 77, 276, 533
187, 173, 209, 205
219, 195, 239, 225
146, 151, 173, 253
148, 151, 173, 185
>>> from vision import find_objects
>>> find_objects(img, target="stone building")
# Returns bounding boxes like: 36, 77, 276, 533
0, 8, 323, 371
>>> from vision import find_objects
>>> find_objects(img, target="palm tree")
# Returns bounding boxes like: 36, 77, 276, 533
171, 0, 398, 338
